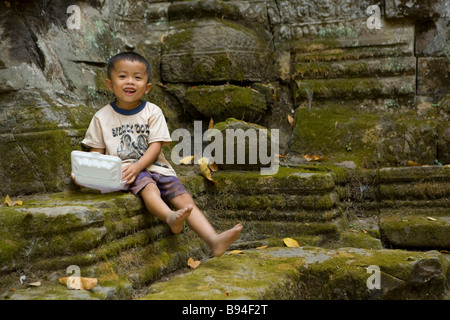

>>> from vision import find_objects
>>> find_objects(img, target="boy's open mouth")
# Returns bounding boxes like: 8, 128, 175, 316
123, 87, 136, 95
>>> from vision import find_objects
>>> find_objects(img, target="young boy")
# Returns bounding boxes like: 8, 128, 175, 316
76, 52, 242, 257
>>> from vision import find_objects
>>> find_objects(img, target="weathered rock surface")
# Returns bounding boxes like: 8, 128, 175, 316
1, 166, 449, 300
141, 247, 449, 300
186, 85, 267, 122
0, 0, 449, 301
0, 0, 448, 196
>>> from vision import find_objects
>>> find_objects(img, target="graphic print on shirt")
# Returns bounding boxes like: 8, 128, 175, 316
114, 123, 149, 161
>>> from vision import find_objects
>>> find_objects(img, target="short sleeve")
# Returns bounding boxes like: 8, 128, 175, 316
147, 108, 172, 146
81, 115, 106, 149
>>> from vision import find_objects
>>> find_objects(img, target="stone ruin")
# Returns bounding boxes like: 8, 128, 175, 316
0, 0, 449, 300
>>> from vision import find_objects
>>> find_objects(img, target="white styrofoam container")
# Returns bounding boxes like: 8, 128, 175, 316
71, 151, 125, 188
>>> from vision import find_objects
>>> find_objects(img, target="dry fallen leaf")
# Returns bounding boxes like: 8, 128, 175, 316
208, 118, 214, 130
283, 238, 299, 248
406, 160, 421, 167
209, 161, 219, 172
187, 257, 201, 269
5, 195, 22, 207
58, 276, 97, 290
180, 155, 194, 165
303, 154, 328, 162
197, 157, 219, 185
427, 217, 437, 221
256, 245, 268, 250
227, 250, 244, 255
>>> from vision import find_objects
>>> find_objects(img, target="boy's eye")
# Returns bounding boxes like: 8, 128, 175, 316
119, 75, 125, 78
136, 76, 142, 80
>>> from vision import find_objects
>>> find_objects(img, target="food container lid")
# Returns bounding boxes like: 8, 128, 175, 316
71, 151, 124, 188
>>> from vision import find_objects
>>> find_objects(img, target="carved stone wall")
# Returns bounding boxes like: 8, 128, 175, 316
0, 0, 448, 196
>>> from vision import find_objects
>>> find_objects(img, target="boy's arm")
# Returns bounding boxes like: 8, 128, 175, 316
121, 141, 163, 184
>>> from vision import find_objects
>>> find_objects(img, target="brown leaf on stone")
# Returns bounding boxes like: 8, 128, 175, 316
209, 160, 219, 172
5, 195, 22, 207
283, 238, 299, 247
197, 157, 219, 185
303, 154, 328, 162
187, 257, 200, 269
58, 276, 97, 290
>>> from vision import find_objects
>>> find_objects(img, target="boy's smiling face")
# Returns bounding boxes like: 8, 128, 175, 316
105, 59, 152, 110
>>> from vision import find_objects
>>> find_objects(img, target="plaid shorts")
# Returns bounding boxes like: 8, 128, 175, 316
126, 170, 189, 203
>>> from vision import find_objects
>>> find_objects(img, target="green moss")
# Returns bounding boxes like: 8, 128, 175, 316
163, 28, 194, 54
379, 182, 450, 200
186, 85, 266, 121
141, 250, 304, 300
141, 247, 447, 300
318, 25, 358, 38
14, 130, 74, 191
294, 77, 415, 100
291, 101, 441, 168
294, 58, 414, 79
380, 215, 450, 249
338, 231, 382, 249
291, 103, 378, 167
0, 208, 29, 267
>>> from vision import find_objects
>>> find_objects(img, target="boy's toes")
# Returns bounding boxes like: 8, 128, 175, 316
168, 205, 192, 234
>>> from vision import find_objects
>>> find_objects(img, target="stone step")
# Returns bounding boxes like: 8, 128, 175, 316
140, 246, 449, 300
378, 182, 450, 201
2, 165, 449, 300
380, 214, 450, 250
377, 166, 450, 183
205, 208, 340, 223
212, 218, 341, 244
293, 39, 414, 62
192, 168, 337, 195
294, 56, 416, 79
294, 75, 415, 100
197, 192, 340, 211
379, 200, 450, 209
6, 246, 448, 301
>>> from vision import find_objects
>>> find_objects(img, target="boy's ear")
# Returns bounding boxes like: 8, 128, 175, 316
145, 83, 152, 94
104, 79, 113, 92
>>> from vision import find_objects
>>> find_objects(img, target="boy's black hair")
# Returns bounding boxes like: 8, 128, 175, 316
107, 52, 151, 83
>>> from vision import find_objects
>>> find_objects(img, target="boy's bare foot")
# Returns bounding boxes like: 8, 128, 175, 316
167, 205, 193, 234
210, 224, 243, 257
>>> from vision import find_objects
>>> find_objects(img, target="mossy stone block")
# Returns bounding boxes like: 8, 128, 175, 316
291, 103, 439, 168
187, 86, 267, 122
141, 247, 448, 300
380, 215, 450, 249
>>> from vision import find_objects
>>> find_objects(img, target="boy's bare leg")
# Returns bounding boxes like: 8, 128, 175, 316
169, 193, 243, 257
140, 183, 192, 234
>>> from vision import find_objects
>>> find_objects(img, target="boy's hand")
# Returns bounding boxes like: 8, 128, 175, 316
122, 162, 144, 185
71, 171, 81, 187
